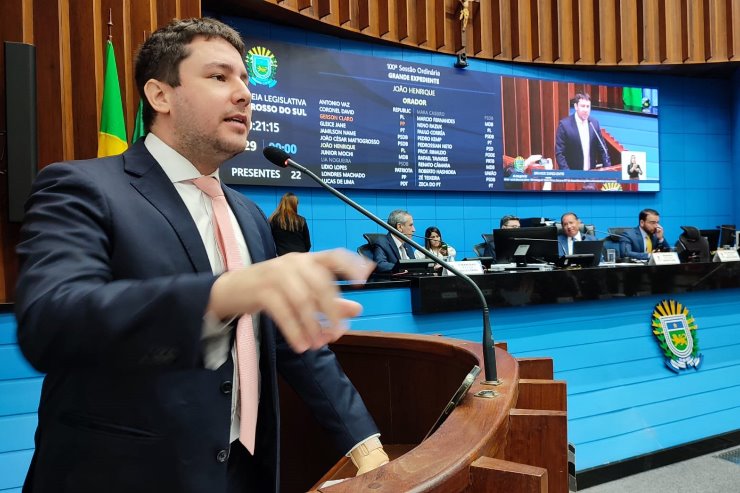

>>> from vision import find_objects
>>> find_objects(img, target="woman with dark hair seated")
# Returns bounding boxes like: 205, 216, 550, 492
424, 226, 456, 261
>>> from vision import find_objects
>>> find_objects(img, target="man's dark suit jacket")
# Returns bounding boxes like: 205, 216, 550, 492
15, 141, 378, 493
557, 233, 597, 257
371, 232, 402, 272
555, 115, 611, 170
619, 227, 669, 260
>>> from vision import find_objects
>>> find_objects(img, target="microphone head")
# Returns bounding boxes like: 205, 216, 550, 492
263, 146, 290, 168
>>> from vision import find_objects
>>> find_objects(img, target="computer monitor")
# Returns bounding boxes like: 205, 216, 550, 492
392, 258, 436, 276
573, 240, 605, 267
493, 226, 559, 264
699, 229, 720, 251
718, 225, 736, 248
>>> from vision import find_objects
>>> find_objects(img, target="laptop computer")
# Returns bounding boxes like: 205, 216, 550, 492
392, 258, 436, 276
573, 240, 604, 267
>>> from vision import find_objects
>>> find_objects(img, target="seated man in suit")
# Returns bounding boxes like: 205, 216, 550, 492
557, 212, 596, 256
484, 214, 520, 260
555, 93, 611, 170
372, 209, 422, 272
620, 208, 670, 260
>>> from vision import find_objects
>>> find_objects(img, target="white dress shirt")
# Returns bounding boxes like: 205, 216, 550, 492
577, 117, 591, 170
568, 232, 583, 255
145, 133, 259, 444
392, 234, 422, 259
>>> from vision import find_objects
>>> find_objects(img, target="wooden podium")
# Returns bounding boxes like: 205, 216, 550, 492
278, 332, 568, 492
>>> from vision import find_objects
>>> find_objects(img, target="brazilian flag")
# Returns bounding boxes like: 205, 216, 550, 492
97, 40, 128, 157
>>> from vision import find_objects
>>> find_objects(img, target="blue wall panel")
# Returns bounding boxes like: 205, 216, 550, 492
341, 287, 740, 471
0, 450, 33, 490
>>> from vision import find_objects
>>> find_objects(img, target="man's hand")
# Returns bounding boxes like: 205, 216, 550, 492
655, 224, 664, 241
207, 249, 375, 352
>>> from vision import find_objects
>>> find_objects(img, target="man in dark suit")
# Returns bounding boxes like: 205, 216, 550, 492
15, 18, 386, 493
372, 209, 420, 272
557, 212, 597, 257
619, 208, 670, 260
555, 93, 611, 170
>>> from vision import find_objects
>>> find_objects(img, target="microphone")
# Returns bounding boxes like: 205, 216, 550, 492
589, 121, 610, 163
593, 228, 631, 243
263, 146, 499, 383
593, 228, 659, 260
410, 233, 438, 242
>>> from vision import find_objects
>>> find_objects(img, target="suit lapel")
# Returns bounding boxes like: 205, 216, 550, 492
223, 188, 268, 264
387, 234, 401, 263
123, 142, 212, 273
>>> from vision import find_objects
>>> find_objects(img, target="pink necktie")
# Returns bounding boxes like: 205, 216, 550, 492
192, 176, 259, 454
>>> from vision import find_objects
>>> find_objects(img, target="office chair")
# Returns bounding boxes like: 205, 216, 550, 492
362, 233, 386, 245
675, 226, 710, 263
472, 242, 487, 257
357, 243, 375, 260
481, 233, 493, 243
607, 227, 632, 241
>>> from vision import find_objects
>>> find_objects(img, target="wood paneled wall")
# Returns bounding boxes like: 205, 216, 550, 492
255, 0, 739, 64
0, 0, 736, 301
0, 0, 200, 302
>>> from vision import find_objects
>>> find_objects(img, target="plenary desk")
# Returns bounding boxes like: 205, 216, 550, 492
344, 261, 740, 476
404, 261, 740, 313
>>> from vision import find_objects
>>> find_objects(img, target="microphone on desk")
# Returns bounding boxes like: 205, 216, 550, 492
593, 229, 653, 262
593, 229, 630, 242
263, 146, 499, 383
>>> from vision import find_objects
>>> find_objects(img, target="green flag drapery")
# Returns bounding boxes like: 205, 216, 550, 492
97, 40, 128, 157
131, 99, 146, 144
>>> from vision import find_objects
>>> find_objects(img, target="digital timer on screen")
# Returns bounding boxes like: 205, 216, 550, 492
222, 19, 660, 193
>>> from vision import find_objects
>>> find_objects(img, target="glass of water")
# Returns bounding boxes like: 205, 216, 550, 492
606, 249, 616, 264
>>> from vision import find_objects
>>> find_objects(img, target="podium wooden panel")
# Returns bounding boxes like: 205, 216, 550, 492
278, 332, 568, 492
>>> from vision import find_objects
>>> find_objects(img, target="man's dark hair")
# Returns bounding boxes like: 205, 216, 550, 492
561, 212, 578, 223
135, 18, 246, 132
572, 93, 591, 105
500, 215, 519, 227
639, 208, 660, 222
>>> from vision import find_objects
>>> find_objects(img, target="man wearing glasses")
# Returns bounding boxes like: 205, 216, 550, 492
484, 215, 521, 259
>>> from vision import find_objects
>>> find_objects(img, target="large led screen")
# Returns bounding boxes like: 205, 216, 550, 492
222, 25, 660, 193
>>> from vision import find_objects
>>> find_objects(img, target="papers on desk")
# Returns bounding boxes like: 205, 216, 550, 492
444, 260, 485, 275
